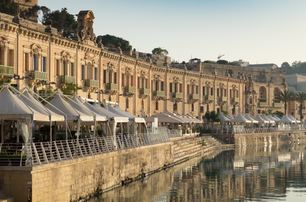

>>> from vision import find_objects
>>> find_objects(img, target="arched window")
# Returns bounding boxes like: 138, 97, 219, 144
259, 86, 267, 101
274, 87, 281, 102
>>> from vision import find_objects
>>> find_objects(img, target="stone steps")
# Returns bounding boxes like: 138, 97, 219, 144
172, 136, 223, 163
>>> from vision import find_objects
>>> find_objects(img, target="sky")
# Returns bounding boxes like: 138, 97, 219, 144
39, 0, 306, 66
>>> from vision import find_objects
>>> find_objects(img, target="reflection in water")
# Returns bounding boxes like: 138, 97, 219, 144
95, 142, 306, 202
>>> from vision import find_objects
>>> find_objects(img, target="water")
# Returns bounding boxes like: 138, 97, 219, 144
94, 142, 306, 202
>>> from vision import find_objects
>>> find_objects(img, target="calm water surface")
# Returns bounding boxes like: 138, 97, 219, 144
94, 142, 306, 202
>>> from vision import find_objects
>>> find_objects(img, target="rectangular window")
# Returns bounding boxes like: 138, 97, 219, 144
70, 63, 74, 76
155, 101, 159, 110
42, 56, 47, 72
63, 61, 68, 75
160, 81, 164, 91
174, 83, 178, 92
169, 83, 173, 93
114, 72, 117, 84
230, 89, 232, 98
155, 80, 159, 91
224, 89, 227, 97
0, 47, 4, 65
8, 49, 14, 67
56, 59, 60, 76
103, 69, 106, 83
210, 88, 213, 96
179, 83, 182, 92
81, 65, 85, 80
137, 76, 140, 88
203, 87, 205, 95
122, 73, 125, 87
130, 75, 133, 86
217, 88, 219, 97
191, 103, 194, 112
187, 84, 190, 95
94, 67, 98, 80
33, 54, 38, 71
24, 53, 29, 71
145, 78, 148, 89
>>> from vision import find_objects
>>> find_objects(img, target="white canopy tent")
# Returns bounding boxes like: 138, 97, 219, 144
255, 115, 270, 124
244, 114, 259, 124
107, 104, 146, 123
71, 97, 107, 122
219, 113, 232, 123
280, 115, 295, 124
232, 114, 252, 124
20, 89, 65, 122
262, 115, 276, 124
147, 112, 185, 124
46, 93, 93, 122
0, 86, 33, 144
84, 102, 128, 123
106, 104, 147, 135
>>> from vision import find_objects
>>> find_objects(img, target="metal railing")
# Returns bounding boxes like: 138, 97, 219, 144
0, 131, 172, 167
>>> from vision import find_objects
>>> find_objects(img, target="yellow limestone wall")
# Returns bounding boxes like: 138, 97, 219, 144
30, 143, 172, 202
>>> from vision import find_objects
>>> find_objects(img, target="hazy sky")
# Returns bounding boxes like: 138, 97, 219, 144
39, 0, 306, 66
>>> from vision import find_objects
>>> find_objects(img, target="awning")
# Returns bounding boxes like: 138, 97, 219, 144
0, 86, 33, 120
45, 92, 93, 122
85, 102, 128, 123
232, 114, 252, 123
20, 89, 65, 122
244, 114, 259, 124
107, 104, 146, 123
147, 112, 184, 124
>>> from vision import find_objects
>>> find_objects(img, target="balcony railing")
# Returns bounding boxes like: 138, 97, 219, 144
153, 90, 166, 99
172, 92, 183, 100
258, 101, 269, 107
204, 95, 214, 102
60, 75, 75, 84
29, 71, 47, 81
105, 83, 118, 93
231, 97, 239, 104
124, 86, 135, 95
139, 88, 150, 97
0, 65, 14, 77
84, 79, 99, 88
273, 102, 283, 108
218, 96, 227, 103
189, 94, 200, 101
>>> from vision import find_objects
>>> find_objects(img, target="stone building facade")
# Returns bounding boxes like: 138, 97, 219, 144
0, 11, 285, 118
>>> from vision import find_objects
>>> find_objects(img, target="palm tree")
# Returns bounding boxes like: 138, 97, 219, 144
295, 92, 306, 120
279, 90, 295, 115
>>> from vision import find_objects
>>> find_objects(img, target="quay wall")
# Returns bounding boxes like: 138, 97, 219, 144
0, 136, 225, 202
0, 168, 31, 202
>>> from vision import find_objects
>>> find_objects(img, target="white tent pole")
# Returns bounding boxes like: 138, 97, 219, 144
1, 120, 3, 143
49, 120, 52, 142
93, 116, 96, 137
77, 119, 81, 142
65, 118, 68, 140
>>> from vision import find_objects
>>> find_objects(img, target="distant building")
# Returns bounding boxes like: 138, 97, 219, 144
12, 0, 38, 10
284, 74, 306, 93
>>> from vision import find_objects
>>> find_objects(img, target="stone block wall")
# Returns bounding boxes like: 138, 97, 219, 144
30, 143, 172, 202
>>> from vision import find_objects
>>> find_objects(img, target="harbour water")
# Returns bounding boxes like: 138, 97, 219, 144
94, 142, 306, 202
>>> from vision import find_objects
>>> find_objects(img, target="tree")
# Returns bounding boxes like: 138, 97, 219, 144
42, 8, 78, 39
279, 90, 295, 115
0, 0, 18, 16
97, 34, 132, 51
295, 92, 306, 120
281, 62, 290, 69
152, 47, 168, 56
